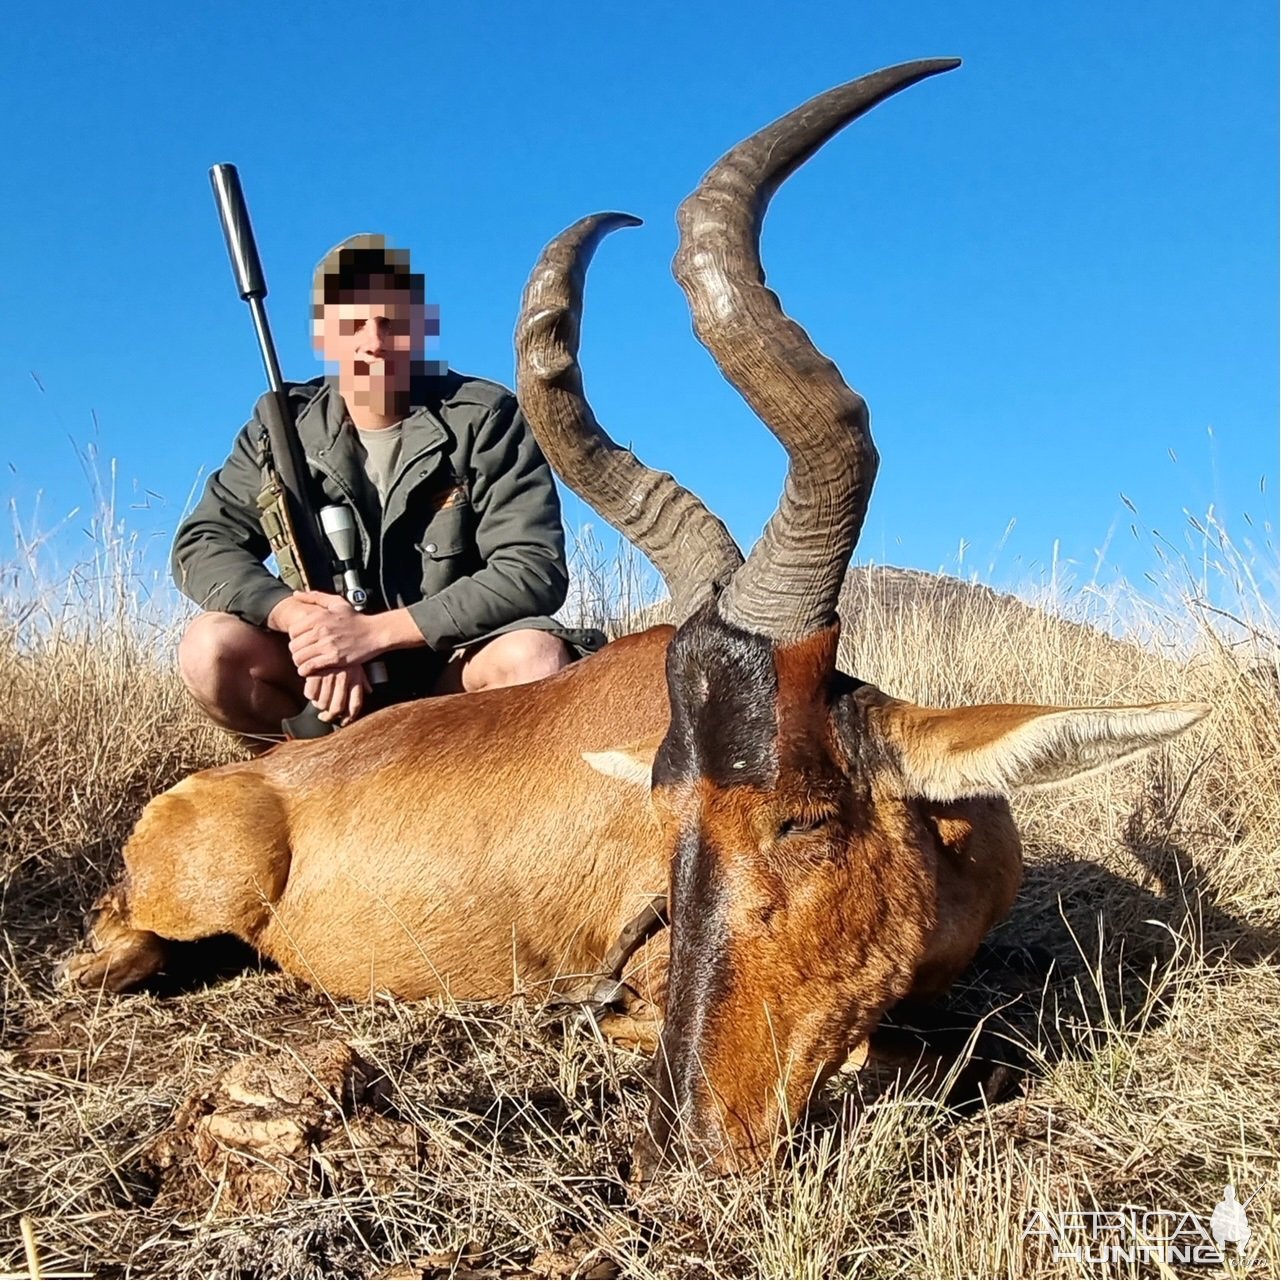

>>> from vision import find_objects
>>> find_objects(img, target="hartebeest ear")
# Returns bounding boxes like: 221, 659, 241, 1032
583, 737, 661, 787
871, 700, 1210, 800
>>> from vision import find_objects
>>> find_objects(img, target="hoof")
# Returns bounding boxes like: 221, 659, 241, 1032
539, 983, 661, 1053
539, 998, 614, 1033
55, 932, 167, 994
55, 948, 115, 991
540, 978, 638, 1027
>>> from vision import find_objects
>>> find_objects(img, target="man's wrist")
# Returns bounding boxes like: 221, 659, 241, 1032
266, 595, 298, 632
370, 607, 429, 653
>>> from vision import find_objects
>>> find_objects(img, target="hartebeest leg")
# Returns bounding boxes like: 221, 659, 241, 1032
540, 896, 669, 1054
59, 766, 292, 994
57, 886, 169, 993
592, 894, 669, 1005
593, 896, 668, 1053
541, 987, 663, 1055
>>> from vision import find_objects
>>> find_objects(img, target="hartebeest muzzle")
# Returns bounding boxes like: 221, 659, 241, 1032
639, 61, 962, 1169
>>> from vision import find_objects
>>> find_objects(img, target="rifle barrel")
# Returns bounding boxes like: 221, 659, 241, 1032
210, 163, 269, 301
208, 162, 328, 586
247, 296, 285, 394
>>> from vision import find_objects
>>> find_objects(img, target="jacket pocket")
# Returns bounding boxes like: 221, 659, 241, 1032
414, 505, 477, 600
415, 507, 471, 560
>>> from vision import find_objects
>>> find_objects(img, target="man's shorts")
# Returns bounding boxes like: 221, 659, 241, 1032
377, 617, 608, 704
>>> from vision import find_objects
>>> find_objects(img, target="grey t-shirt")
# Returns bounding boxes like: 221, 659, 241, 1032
355, 423, 405, 506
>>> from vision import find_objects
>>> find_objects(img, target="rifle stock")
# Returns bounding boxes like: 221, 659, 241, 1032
210, 164, 343, 739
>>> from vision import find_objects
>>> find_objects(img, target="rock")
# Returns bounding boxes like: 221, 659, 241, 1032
144, 1039, 421, 1216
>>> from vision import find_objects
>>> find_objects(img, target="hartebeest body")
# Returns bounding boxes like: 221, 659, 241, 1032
65, 60, 1207, 1172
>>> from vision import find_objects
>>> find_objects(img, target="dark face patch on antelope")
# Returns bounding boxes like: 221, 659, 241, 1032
645, 605, 778, 1161
654, 602, 779, 789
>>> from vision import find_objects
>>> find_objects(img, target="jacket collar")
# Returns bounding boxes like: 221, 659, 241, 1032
292, 376, 457, 532
295, 375, 452, 459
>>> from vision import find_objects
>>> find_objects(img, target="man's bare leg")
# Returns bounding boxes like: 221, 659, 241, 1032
177, 612, 305, 739
179, 617, 568, 731
432, 629, 571, 695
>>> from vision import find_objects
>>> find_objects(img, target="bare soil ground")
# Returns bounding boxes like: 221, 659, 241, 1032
2, 543, 1277, 1279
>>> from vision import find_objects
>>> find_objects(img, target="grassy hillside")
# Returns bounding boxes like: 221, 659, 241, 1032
1, 520, 1276, 1279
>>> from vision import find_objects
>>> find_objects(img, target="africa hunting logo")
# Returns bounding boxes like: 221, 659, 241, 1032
1024, 1185, 1258, 1266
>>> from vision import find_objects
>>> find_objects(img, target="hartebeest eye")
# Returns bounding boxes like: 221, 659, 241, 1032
776, 814, 831, 840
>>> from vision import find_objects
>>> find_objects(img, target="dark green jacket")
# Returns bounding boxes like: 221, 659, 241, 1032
172, 371, 570, 651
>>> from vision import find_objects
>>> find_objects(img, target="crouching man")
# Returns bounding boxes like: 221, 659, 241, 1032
174, 234, 602, 740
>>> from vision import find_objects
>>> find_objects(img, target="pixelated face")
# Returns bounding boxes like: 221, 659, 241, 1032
313, 278, 436, 413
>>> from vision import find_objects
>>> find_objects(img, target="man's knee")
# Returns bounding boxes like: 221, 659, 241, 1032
178, 613, 233, 700
465, 630, 570, 691
177, 613, 283, 702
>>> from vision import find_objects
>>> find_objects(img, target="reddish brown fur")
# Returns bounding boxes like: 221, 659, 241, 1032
66, 624, 1024, 1021
635, 615, 1203, 1170
71, 613, 1194, 1183
772, 623, 842, 755
68, 630, 674, 1000
911, 798, 1021, 999
644, 622, 958, 1167
655, 775, 938, 1161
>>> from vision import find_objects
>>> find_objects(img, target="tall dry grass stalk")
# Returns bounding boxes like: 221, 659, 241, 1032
561, 523, 663, 640
0, 490, 1276, 1279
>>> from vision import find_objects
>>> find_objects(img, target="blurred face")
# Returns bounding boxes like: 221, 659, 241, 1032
313, 278, 426, 416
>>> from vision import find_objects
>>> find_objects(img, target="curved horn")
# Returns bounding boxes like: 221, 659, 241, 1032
673, 59, 962, 641
516, 213, 743, 623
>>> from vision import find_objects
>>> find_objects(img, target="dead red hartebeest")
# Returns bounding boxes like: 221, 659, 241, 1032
64, 59, 1208, 1172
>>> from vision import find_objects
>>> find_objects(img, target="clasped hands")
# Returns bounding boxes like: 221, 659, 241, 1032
268, 590, 385, 725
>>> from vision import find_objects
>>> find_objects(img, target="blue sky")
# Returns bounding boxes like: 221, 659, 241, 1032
1, 2, 1275, 609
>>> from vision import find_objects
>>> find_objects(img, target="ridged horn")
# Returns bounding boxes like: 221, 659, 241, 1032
516, 213, 743, 622
673, 59, 962, 641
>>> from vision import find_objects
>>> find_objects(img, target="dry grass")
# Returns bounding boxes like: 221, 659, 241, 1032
0, 501, 1276, 1279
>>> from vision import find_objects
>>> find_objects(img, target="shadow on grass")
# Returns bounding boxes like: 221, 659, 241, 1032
822, 769, 1278, 1140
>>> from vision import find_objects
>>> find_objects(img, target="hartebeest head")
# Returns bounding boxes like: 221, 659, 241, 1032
516, 60, 1208, 1172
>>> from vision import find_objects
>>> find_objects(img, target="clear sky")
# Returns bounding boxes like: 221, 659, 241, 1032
1, 2, 1275, 609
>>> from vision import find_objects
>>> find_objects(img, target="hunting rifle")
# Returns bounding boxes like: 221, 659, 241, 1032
209, 163, 387, 739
